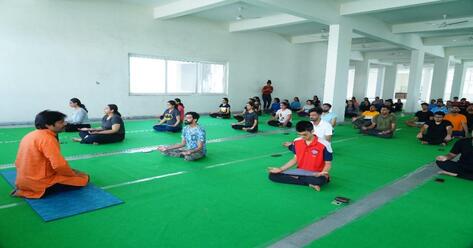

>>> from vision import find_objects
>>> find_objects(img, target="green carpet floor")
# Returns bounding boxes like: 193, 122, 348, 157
0, 114, 470, 247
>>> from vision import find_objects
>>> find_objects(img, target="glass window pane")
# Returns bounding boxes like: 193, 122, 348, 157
167, 60, 197, 93
129, 56, 165, 94
443, 67, 455, 100
200, 63, 225, 94
346, 68, 355, 99
366, 68, 378, 99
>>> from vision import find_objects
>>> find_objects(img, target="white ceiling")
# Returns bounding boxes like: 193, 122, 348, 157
193, 2, 278, 22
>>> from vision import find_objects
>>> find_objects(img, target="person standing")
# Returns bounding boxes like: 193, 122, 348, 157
261, 80, 273, 110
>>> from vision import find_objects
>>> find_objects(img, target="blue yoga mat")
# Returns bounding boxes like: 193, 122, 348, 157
1, 170, 123, 222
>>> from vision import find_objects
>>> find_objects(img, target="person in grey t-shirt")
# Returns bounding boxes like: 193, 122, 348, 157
65, 98, 91, 132
231, 102, 258, 133
73, 104, 125, 144
153, 100, 182, 133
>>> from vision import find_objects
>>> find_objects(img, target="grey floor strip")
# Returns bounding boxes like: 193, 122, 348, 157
0, 129, 293, 170
269, 163, 439, 248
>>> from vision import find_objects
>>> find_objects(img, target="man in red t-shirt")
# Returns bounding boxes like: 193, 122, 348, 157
268, 121, 332, 191
261, 80, 273, 110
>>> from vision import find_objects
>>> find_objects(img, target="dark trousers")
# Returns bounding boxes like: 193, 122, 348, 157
79, 131, 125, 144
436, 160, 473, 180
345, 113, 358, 118
234, 115, 244, 122
361, 129, 393, 138
420, 136, 447, 145
153, 124, 182, 132
298, 112, 308, 117
232, 124, 258, 133
452, 131, 465, 137
65, 123, 91, 132
353, 118, 372, 129
269, 173, 328, 186
210, 113, 230, 119
268, 120, 292, 128
44, 183, 84, 197
262, 94, 272, 110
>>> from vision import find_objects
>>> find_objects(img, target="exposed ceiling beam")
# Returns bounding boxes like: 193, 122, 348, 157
229, 14, 309, 32
392, 16, 473, 34
154, 0, 237, 20
368, 59, 394, 66
445, 46, 473, 60
290, 32, 363, 44
350, 51, 364, 61
423, 34, 473, 47
351, 42, 399, 51
340, 0, 445, 16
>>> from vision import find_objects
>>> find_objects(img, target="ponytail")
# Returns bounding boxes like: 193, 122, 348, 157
70, 98, 88, 113
108, 104, 121, 117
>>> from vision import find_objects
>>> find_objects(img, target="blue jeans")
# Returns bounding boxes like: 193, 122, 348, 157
153, 124, 182, 132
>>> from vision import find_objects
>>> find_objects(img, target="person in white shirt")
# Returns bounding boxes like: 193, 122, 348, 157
65, 98, 90, 132
283, 107, 333, 152
268, 102, 292, 128
321, 103, 337, 128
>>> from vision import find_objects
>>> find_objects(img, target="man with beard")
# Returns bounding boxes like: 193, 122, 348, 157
444, 106, 469, 138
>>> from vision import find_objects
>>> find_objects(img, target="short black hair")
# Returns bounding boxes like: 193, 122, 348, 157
168, 100, 177, 107
308, 107, 323, 115
323, 103, 332, 109
223, 97, 229, 102
281, 101, 289, 107
185, 111, 200, 120
35, 110, 66, 129
434, 111, 445, 116
296, 121, 314, 132
421, 103, 429, 106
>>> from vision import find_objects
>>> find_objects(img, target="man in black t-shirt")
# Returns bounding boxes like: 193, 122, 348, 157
466, 104, 473, 132
417, 112, 452, 145
436, 137, 473, 181
406, 103, 433, 127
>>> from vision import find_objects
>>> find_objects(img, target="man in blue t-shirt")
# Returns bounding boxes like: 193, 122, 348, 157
158, 112, 206, 161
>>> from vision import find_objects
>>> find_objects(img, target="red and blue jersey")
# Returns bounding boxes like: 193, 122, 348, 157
293, 137, 332, 172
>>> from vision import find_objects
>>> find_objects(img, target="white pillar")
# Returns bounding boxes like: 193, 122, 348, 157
353, 60, 370, 99
382, 65, 397, 100
375, 66, 385, 98
450, 63, 466, 99
430, 57, 450, 99
405, 50, 425, 113
323, 23, 352, 123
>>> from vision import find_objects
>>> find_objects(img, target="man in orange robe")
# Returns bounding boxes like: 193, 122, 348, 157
14, 110, 89, 199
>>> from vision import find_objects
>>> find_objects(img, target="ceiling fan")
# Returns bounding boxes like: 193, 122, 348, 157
235, 6, 261, 21
428, 14, 469, 28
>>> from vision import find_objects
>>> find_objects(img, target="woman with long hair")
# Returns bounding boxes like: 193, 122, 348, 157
65, 98, 91, 132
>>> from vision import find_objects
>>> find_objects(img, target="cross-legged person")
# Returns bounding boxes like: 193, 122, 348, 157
14, 110, 89, 198
65, 98, 91, 132
436, 137, 473, 181
405, 103, 434, 127
231, 102, 258, 133
268, 102, 292, 128
321, 103, 337, 128
74, 104, 125, 144
297, 100, 315, 117
444, 106, 469, 138
361, 106, 396, 138
352, 105, 379, 129
417, 111, 452, 145
153, 100, 182, 132
158, 112, 206, 161
268, 121, 332, 192
210, 97, 231, 119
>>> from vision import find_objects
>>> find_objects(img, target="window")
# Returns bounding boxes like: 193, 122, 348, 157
462, 67, 473, 101
346, 68, 355, 99
394, 65, 409, 94
129, 54, 227, 95
420, 66, 434, 102
443, 66, 455, 100
366, 68, 378, 99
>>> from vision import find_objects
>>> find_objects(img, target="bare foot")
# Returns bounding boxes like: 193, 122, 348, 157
72, 138, 82, 142
309, 184, 321, 192
92, 142, 99, 145
438, 170, 458, 177
440, 142, 447, 146
421, 141, 428, 145
282, 142, 292, 147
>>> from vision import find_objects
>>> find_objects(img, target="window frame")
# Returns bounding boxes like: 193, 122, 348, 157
128, 53, 228, 96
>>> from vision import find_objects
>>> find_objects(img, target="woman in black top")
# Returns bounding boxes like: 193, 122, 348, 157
74, 104, 125, 144
210, 98, 231, 119
231, 102, 258, 133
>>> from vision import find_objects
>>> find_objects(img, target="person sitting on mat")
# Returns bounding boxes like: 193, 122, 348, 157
297, 100, 315, 117
174, 98, 185, 122
231, 102, 258, 133
466, 104, 473, 133
444, 106, 469, 138
321, 103, 337, 128
14, 110, 89, 198
65, 98, 91, 132
268, 121, 332, 192
153, 100, 182, 132
290, 97, 301, 111
430, 99, 448, 114
233, 99, 254, 122
417, 111, 452, 146
268, 102, 292, 128
283, 107, 333, 153
436, 136, 473, 181
210, 97, 231, 119
345, 100, 358, 118
74, 104, 125, 144
267, 97, 281, 115
352, 105, 379, 129
253, 96, 263, 116
361, 106, 396, 138
405, 103, 434, 127
158, 112, 206, 161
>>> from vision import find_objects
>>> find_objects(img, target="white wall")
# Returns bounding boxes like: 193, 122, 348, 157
0, 0, 326, 123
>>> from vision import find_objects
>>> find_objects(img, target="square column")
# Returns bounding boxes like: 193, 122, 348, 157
405, 50, 425, 113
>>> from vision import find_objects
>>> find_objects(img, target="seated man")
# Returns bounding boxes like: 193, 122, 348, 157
444, 106, 469, 138
361, 106, 396, 138
436, 137, 473, 181
268, 121, 332, 191
158, 112, 206, 161
268, 102, 292, 128
352, 105, 379, 129
321, 103, 337, 128
405, 103, 434, 127
465, 104, 473, 133
209, 97, 231, 119
14, 110, 89, 199
430, 99, 448, 114
416, 111, 452, 145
